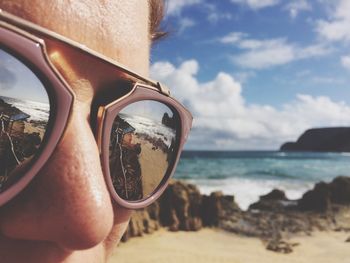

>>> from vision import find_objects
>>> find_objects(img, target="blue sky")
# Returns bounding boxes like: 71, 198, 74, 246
150, 0, 350, 150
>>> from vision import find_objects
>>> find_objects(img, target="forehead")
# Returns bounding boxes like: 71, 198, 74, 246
0, 0, 151, 74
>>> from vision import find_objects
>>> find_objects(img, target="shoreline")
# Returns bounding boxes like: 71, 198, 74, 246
120, 176, 350, 255
110, 228, 350, 263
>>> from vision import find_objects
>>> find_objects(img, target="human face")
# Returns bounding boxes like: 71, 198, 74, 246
0, 0, 158, 262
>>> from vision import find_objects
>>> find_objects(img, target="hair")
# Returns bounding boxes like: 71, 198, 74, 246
149, 0, 168, 42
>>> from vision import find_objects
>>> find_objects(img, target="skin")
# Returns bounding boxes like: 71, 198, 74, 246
0, 0, 153, 262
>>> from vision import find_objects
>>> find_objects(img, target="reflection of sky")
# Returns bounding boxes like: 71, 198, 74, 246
121, 100, 173, 122
0, 49, 49, 103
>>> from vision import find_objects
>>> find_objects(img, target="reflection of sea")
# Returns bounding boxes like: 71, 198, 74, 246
176, 151, 350, 210
0, 96, 49, 122
119, 113, 175, 148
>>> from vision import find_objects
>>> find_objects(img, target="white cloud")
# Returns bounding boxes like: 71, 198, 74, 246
219, 32, 247, 44
316, 0, 350, 42
202, 3, 233, 23
178, 17, 196, 33
341, 55, 350, 70
165, 0, 202, 16
232, 39, 295, 69
219, 33, 332, 69
151, 59, 350, 150
230, 0, 280, 10
207, 12, 233, 23
284, 0, 312, 19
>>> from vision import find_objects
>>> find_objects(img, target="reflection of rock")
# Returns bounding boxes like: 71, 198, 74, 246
20, 132, 42, 157
136, 132, 169, 153
161, 112, 176, 129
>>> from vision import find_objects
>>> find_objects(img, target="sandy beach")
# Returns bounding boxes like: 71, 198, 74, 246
109, 228, 350, 263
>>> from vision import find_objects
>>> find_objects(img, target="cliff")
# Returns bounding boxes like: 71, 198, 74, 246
280, 127, 350, 152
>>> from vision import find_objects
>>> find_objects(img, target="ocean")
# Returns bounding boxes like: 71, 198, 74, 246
175, 151, 350, 210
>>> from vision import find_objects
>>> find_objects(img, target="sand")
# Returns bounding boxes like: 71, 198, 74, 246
24, 121, 45, 139
109, 228, 350, 263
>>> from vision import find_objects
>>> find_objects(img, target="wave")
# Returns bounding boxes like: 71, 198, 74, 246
181, 150, 350, 160
180, 177, 315, 210
243, 169, 297, 179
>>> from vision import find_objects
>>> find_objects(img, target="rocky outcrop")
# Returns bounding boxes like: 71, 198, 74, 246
280, 127, 350, 152
249, 189, 290, 211
158, 181, 203, 231
121, 203, 160, 241
122, 177, 350, 254
122, 180, 241, 241
298, 176, 350, 212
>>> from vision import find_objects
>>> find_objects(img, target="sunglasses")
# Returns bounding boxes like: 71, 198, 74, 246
0, 10, 192, 209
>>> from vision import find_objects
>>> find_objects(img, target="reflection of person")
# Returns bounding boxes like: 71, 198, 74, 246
0, 1, 165, 262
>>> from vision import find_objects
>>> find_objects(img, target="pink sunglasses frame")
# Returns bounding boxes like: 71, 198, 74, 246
0, 10, 193, 209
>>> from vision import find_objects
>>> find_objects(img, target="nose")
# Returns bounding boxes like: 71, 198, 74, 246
0, 100, 114, 250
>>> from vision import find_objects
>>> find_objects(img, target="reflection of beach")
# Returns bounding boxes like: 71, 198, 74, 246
131, 134, 168, 198
110, 229, 350, 263
24, 121, 45, 139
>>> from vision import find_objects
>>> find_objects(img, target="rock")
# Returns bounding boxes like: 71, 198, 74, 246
122, 203, 160, 241
329, 176, 350, 205
159, 180, 203, 231
266, 239, 298, 254
201, 192, 224, 227
202, 191, 241, 227
298, 182, 331, 212
122, 177, 350, 253
297, 176, 350, 212
280, 127, 350, 152
261, 189, 287, 201
249, 189, 288, 211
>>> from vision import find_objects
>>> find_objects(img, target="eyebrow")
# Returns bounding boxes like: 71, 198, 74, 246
149, 0, 167, 42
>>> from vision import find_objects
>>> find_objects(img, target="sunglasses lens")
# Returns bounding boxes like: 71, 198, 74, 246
109, 100, 179, 201
0, 49, 50, 192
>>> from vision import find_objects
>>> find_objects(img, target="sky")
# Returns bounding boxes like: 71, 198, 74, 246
150, 0, 350, 150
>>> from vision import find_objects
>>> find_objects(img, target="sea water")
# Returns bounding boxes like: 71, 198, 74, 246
175, 151, 350, 210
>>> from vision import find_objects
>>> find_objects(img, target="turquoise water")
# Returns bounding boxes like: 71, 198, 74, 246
174, 151, 350, 209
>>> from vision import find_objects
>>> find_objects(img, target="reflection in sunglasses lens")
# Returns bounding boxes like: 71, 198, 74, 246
109, 100, 178, 201
0, 49, 50, 192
